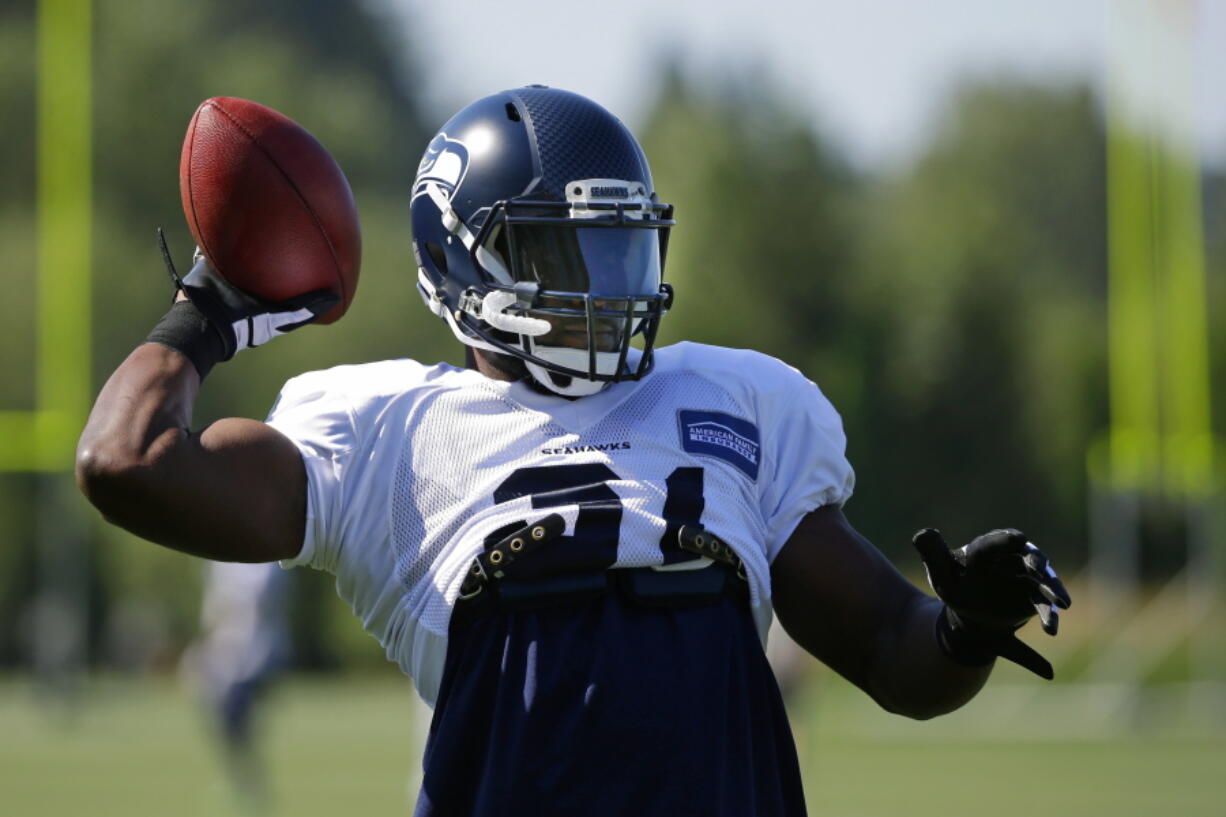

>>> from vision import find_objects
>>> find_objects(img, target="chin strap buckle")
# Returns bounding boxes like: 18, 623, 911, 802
458, 288, 484, 317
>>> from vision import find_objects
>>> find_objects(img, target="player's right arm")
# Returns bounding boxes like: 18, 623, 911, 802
76, 342, 304, 562
76, 258, 337, 563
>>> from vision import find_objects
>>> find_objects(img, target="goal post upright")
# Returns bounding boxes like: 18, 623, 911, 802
1095, 0, 1221, 720
0, 0, 95, 699
37, 0, 93, 461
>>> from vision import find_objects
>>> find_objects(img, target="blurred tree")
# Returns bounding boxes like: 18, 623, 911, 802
846, 81, 1107, 560
640, 67, 864, 403
0, 4, 37, 413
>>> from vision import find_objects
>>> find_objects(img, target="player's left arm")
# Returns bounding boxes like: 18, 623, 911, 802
770, 505, 1070, 719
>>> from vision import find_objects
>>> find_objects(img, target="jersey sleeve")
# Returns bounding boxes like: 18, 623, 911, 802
264, 372, 360, 573
754, 357, 855, 562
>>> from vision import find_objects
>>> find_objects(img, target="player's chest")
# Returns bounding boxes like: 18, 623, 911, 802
400, 404, 764, 548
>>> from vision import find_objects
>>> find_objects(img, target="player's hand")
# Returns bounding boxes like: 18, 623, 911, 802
912, 528, 1071, 679
175, 248, 339, 360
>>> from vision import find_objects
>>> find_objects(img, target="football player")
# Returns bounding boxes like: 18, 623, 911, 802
180, 560, 291, 808
77, 86, 1070, 817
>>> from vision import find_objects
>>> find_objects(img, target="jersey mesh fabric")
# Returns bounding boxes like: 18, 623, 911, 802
392, 381, 568, 636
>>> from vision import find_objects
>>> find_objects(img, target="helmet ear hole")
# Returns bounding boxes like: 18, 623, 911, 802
425, 242, 448, 273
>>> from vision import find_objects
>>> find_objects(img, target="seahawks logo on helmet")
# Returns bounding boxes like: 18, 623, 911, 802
412, 133, 469, 201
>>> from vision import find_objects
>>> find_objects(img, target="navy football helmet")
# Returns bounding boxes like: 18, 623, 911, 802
411, 86, 674, 396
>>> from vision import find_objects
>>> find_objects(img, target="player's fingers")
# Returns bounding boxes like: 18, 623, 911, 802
912, 528, 955, 566
1033, 601, 1059, 635
982, 528, 1029, 553
912, 528, 959, 584
1038, 578, 1071, 610
996, 633, 1055, 680
1020, 575, 1067, 633
1022, 544, 1071, 609
1045, 574, 1072, 609
1024, 574, 1069, 610
1000, 529, 1029, 550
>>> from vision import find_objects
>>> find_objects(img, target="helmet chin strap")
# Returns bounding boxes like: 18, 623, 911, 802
523, 341, 621, 397
524, 359, 609, 397
424, 181, 513, 285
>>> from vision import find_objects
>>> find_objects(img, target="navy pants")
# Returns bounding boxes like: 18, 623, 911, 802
414, 590, 807, 817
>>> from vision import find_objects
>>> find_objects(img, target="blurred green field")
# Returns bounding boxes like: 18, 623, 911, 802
2, 674, 1223, 817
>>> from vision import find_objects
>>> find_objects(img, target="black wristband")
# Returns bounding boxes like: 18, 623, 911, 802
145, 299, 228, 380
934, 606, 997, 667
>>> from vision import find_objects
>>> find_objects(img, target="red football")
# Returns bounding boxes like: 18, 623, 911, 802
179, 97, 360, 324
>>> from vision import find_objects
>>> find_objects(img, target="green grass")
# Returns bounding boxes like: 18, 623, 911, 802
1, 674, 1223, 817
0, 675, 423, 817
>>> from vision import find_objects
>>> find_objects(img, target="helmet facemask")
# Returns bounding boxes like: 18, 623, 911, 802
444, 179, 674, 397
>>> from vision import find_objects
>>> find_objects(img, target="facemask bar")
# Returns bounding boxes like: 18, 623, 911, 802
521, 289, 670, 380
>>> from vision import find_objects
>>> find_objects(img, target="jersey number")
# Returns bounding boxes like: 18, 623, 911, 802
487, 464, 705, 577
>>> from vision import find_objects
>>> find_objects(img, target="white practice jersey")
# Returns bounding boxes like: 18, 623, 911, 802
268, 342, 854, 705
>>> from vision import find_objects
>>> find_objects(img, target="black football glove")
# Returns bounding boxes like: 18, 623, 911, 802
159, 232, 338, 361
912, 527, 1071, 680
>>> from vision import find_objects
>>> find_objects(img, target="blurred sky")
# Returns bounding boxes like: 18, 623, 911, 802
389, 0, 1226, 169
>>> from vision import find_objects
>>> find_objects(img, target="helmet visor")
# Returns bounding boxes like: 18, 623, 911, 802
503, 224, 662, 297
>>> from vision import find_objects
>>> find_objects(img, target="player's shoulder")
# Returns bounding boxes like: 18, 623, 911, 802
652, 341, 816, 395
279, 358, 460, 400
269, 357, 470, 427
651, 342, 842, 433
